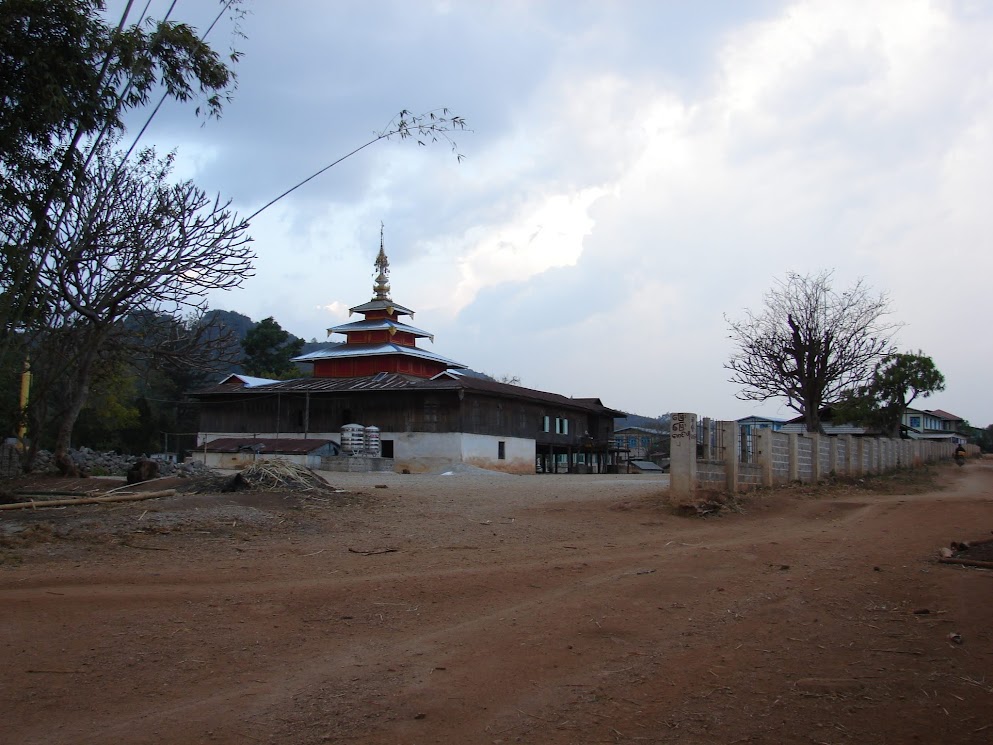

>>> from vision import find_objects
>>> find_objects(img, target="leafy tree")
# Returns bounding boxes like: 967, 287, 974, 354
72, 359, 142, 451
835, 351, 945, 436
726, 270, 897, 433
241, 317, 305, 379
975, 425, 993, 453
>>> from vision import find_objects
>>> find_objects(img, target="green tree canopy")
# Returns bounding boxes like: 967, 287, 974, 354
835, 351, 945, 437
241, 317, 304, 379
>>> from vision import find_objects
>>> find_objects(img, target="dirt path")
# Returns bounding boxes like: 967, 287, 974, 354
1, 463, 991, 744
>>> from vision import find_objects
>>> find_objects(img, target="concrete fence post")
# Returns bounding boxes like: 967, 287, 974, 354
810, 433, 822, 482
722, 421, 739, 494
788, 433, 800, 482
829, 436, 839, 476
754, 430, 773, 487
842, 435, 855, 476
669, 413, 698, 499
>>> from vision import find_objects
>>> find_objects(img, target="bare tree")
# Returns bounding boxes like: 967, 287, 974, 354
31, 145, 253, 474
725, 270, 897, 433
0, 0, 245, 349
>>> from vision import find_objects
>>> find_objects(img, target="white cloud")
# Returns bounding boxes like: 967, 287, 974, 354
188, 0, 993, 424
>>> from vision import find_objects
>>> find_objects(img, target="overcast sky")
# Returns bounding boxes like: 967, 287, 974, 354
132, 0, 992, 426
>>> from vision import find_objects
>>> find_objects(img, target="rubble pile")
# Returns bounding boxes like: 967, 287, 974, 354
27, 448, 210, 478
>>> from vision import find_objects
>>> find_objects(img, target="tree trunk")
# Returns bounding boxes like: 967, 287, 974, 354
53, 336, 102, 477
803, 395, 822, 433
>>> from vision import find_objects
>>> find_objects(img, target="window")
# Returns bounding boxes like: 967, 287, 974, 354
555, 417, 569, 435
542, 415, 550, 432
498, 441, 506, 460
910, 416, 921, 429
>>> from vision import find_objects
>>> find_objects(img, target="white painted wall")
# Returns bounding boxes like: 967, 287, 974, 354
384, 431, 535, 474
461, 433, 535, 474
388, 431, 464, 474
197, 430, 537, 474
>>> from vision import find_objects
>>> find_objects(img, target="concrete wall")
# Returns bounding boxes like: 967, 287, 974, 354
199, 432, 342, 445
195, 429, 538, 474
386, 431, 535, 474
696, 460, 725, 487
194, 452, 323, 469
670, 415, 975, 498
461, 433, 535, 475
320, 455, 394, 472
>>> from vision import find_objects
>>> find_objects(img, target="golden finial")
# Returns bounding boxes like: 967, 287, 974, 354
372, 223, 391, 300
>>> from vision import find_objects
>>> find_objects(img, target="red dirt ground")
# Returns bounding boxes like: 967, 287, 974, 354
1, 461, 992, 744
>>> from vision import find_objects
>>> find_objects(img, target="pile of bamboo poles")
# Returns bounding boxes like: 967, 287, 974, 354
230, 459, 332, 492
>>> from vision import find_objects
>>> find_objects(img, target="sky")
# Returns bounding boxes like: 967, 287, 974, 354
129, 0, 992, 426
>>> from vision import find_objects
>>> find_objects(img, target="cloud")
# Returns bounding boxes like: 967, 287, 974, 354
145, 0, 993, 424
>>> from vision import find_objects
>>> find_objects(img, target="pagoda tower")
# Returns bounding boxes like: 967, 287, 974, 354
295, 233, 466, 379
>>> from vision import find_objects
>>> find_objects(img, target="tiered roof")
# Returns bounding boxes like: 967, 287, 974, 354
292, 233, 466, 377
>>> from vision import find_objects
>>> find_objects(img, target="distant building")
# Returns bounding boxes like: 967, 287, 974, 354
736, 415, 786, 431
192, 236, 623, 474
779, 409, 868, 436
613, 426, 662, 461
778, 407, 970, 443
902, 408, 969, 444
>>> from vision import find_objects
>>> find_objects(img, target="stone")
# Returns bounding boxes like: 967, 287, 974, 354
127, 458, 160, 485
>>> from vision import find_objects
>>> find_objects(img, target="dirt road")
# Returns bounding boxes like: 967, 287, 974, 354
1, 462, 991, 744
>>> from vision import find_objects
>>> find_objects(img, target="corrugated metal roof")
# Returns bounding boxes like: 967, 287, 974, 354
327, 318, 434, 339
615, 426, 662, 435
293, 344, 343, 362
927, 408, 964, 422
348, 299, 415, 316
780, 423, 868, 435
447, 375, 626, 416
290, 342, 466, 368
193, 372, 624, 416
195, 372, 431, 395
218, 373, 279, 388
